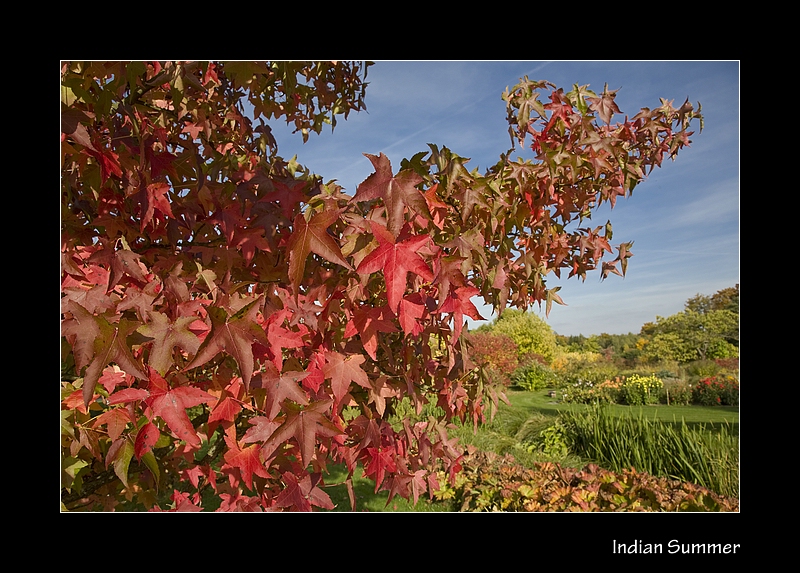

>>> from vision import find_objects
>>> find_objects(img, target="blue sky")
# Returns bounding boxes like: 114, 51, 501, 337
266, 61, 739, 337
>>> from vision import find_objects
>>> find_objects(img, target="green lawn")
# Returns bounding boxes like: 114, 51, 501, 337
505, 389, 739, 428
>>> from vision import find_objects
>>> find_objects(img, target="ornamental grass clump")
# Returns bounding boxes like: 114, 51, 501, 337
558, 406, 739, 498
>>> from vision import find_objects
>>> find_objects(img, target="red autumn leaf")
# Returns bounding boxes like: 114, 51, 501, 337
263, 400, 344, 467
242, 416, 282, 444
108, 387, 150, 405
207, 379, 244, 428
422, 183, 448, 230
115, 281, 160, 323
144, 368, 215, 447
437, 285, 484, 342
264, 319, 306, 372
222, 434, 271, 491
587, 83, 622, 125
366, 375, 397, 418
134, 422, 160, 460
139, 182, 175, 231
302, 351, 327, 393
232, 226, 273, 266
410, 469, 428, 505
361, 446, 397, 492
398, 293, 427, 337
251, 362, 310, 421
352, 152, 430, 237
349, 305, 397, 361
275, 471, 334, 511
91, 408, 133, 442
356, 221, 433, 314
183, 297, 269, 390
88, 246, 148, 293
61, 302, 149, 409
384, 470, 413, 506
322, 351, 370, 403
97, 365, 127, 394
263, 179, 308, 221
285, 209, 352, 295
82, 143, 122, 184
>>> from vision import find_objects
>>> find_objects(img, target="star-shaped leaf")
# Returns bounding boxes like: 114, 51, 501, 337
183, 297, 269, 390
361, 446, 397, 493
286, 210, 353, 295
264, 319, 306, 371
349, 305, 398, 361
322, 351, 369, 403
62, 302, 149, 409
137, 311, 202, 376
275, 471, 334, 511
588, 83, 621, 125
242, 416, 282, 444
223, 435, 271, 491
134, 421, 160, 460
139, 182, 175, 232
356, 221, 433, 314
263, 400, 344, 467
437, 286, 484, 342
144, 368, 216, 447
352, 153, 430, 236
87, 245, 148, 293
91, 408, 133, 442
251, 362, 310, 421
207, 378, 245, 429
398, 293, 427, 337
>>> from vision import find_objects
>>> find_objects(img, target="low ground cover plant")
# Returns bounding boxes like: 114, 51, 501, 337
432, 449, 738, 512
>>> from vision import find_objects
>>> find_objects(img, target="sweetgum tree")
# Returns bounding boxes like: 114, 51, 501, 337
61, 61, 702, 511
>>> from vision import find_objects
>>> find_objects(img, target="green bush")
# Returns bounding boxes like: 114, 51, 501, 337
661, 379, 693, 405
511, 361, 559, 391
557, 358, 617, 387
529, 420, 570, 458
684, 359, 721, 381
488, 309, 558, 363
559, 380, 597, 404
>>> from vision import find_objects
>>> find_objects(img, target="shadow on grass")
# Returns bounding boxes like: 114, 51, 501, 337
319, 462, 452, 512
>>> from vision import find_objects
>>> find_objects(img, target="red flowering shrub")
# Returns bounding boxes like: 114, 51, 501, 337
466, 332, 519, 385
693, 375, 739, 406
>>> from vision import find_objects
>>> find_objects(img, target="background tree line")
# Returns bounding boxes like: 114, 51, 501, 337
471, 285, 739, 383
555, 285, 738, 365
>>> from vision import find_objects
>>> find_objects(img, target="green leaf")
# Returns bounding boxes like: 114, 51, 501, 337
566, 83, 597, 115
140, 451, 160, 490
112, 439, 135, 489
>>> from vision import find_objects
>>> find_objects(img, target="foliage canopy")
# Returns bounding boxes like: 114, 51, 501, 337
61, 61, 702, 511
